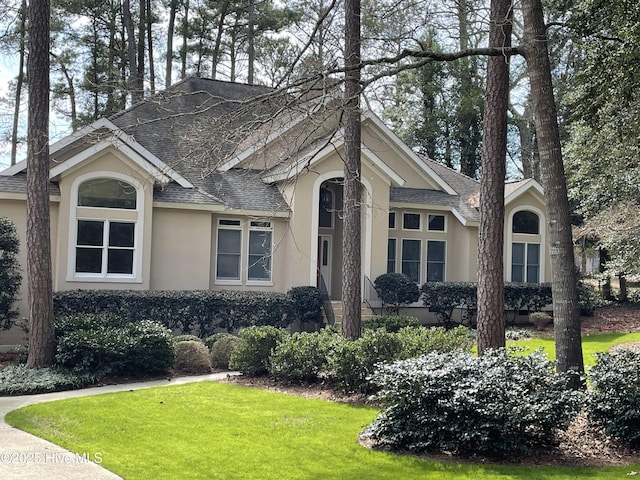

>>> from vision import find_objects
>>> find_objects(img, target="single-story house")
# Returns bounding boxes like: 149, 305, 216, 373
0, 77, 550, 347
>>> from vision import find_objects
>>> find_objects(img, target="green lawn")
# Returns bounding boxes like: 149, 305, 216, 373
512, 332, 640, 367
6, 381, 639, 480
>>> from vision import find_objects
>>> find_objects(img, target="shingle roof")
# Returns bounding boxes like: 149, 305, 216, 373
0, 173, 60, 196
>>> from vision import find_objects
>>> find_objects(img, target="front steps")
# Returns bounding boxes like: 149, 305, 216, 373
327, 301, 375, 327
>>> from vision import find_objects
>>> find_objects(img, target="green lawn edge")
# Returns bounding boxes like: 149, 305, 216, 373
6, 382, 639, 480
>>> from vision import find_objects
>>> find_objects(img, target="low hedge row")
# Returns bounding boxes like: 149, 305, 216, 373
53, 287, 323, 337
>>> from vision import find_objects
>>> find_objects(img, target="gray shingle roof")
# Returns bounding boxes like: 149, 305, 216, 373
0, 173, 60, 196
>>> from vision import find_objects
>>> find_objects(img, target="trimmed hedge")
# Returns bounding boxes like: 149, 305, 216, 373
229, 326, 288, 376
373, 273, 420, 314
53, 288, 322, 337
363, 314, 419, 332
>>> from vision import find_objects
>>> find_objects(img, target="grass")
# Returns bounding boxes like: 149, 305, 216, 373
6, 381, 640, 480
511, 332, 640, 367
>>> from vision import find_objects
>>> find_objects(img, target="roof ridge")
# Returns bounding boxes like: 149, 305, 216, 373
419, 155, 480, 184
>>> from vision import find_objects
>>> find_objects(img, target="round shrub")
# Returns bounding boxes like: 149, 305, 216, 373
288, 286, 323, 324
172, 334, 202, 344
126, 320, 175, 374
327, 329, 404, 393
588, 349, 640, 446
210, 335, 242, 369
229, 326, 288, 376
204, 332, 234, 350
173, 341, 211, 374
374, 273, 420, 314
363, 315, 418, 332
269, 329, 341, 383
365, 349, 583, 457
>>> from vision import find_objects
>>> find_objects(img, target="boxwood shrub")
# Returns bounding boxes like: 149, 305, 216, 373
588, 349, 640, 446
209, 335, 243, 370
365, 349, 583, 456
229, 326, 288, 376
363, 314, 418, 332
173, 341, 211, 374
55, 314, 174, 376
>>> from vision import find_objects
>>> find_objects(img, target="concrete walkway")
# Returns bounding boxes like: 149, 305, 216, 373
0, 372, 239, 479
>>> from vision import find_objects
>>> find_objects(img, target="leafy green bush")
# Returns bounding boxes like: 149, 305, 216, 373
172, 334, 202, 344
268, 329, 341, 383
366, 349, 583, 456
229, 326, 288, 376
505, 327, 533, 341
577, 280, 606, 316
421, 282, 477, 328
288, 286, 323, 324
205, 332, 235, 350
503, 283, 553, 325
209, 335, 242, 369
396, 325, 473, 358
0, 365, 98, 396
588, 349, 640, 446
363, 315, 418, 332
0, 217, 22, 330
374, 273, 420, 314
327, 329, 404, 393
55, 314, 174, 376
173, 341, 211, 374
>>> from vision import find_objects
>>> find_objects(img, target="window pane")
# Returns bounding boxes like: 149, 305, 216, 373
76, 248, 102, 273
526, 243, 540, 283
77, 220, 104, 246
219, 219, 241, 226
427, 264, 445, 282
427, 241, 445, 261
217, 254, 240, 279
388, 212, 396, 229
428, 214, 445, 231
249, 230, 271, 256
218, 229, 241, 254
109, 222, 135, 247
248, 230, 272, 281
402, 239, 421, 283
512, 243, 525, 282
319, 187, 333, 228
78, 178, 136, 209
248, 255, 270, 280
513, 211, 539, 234
403, 213, 420, 230
107, 249, 134, 274
387, 238, 396, 273
512, 265, 524, 283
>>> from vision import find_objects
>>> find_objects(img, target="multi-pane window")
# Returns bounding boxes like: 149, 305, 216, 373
401, 239, 421, 283
248, 221, 272, 281
216, 219, 242, 281
387, 238, 397, 273
426, 240, 446, 282
427, 214, 445, 232
319, 187, 333, 228
402, 212, 421, 230
74, 177, 138, 279
512, 211, 539, 234
511, 242, 540, 283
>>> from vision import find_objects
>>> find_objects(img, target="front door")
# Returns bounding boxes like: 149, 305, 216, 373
317, 235, 332, 295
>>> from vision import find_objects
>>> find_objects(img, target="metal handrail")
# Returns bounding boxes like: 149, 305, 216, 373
363, 275, 382, 315
317, 272, 336, 326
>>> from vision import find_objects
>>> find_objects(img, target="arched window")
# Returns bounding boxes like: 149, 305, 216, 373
71, 174, 142, 281
78, 178, 137, 209
512, 210, 539, 234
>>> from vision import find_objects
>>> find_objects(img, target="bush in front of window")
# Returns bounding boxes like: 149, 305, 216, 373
362, 314, 418, 333
229, 326, 288, 376
55, 314, 174, 376
421, 282, 477, 328
365, 349, 583, 456
588, 349, 640, 447
173, 341, 211, 374
373, 273, 420, 315
0, 217, 22, 330
288, 286, 323, 324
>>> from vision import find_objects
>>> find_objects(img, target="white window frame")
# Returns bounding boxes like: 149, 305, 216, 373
401, 238, 422, 283
402, 212, 422, 231
388, 211, 397, 230
511, 242, 540, 283
427, 213, 447, 233
387, 237, 397, 273
507, 206, 545, 283
215, 218, 243, 285
426, 240, 446, 282
67, 172, 143, 283
246, 220, 274, 285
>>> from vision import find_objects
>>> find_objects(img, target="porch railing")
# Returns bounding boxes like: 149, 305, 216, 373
363, 275, 382, 315
317, 272, 336, 326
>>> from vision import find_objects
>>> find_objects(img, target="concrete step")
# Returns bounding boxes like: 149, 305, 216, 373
326, 301, 375, 327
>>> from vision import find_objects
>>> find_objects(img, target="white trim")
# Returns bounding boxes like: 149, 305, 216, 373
504, 179, 544, 205
401, 211, 422, 231
387, 237, 397, 273
426, 239, 447, 282
362, 111, 457, 195
388, 211, 397, 230
247, 220, 274, 283
506, 205, 546, 282
0, 161, 26, 176
214, 217, 243, 283
426, 213, 447, 233
67, 171, 144, 283
309, 171, 373, 289
400, 238, 422, 283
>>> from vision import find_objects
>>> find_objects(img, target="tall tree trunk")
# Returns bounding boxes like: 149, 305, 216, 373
26, 0, 54, 369
476, 0, 512, 355
521, 0, 584, 389
11, 0, 27, 166
57, 58, 77, 130
341, 0, 362, 340
211, 1, 228, 79
180, 0, 189, 79
137, 0, 146, 95
247, 0, 255, 84
166, 0, 177, 86
123, 0, 140, 103
146, 0, 155, 94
